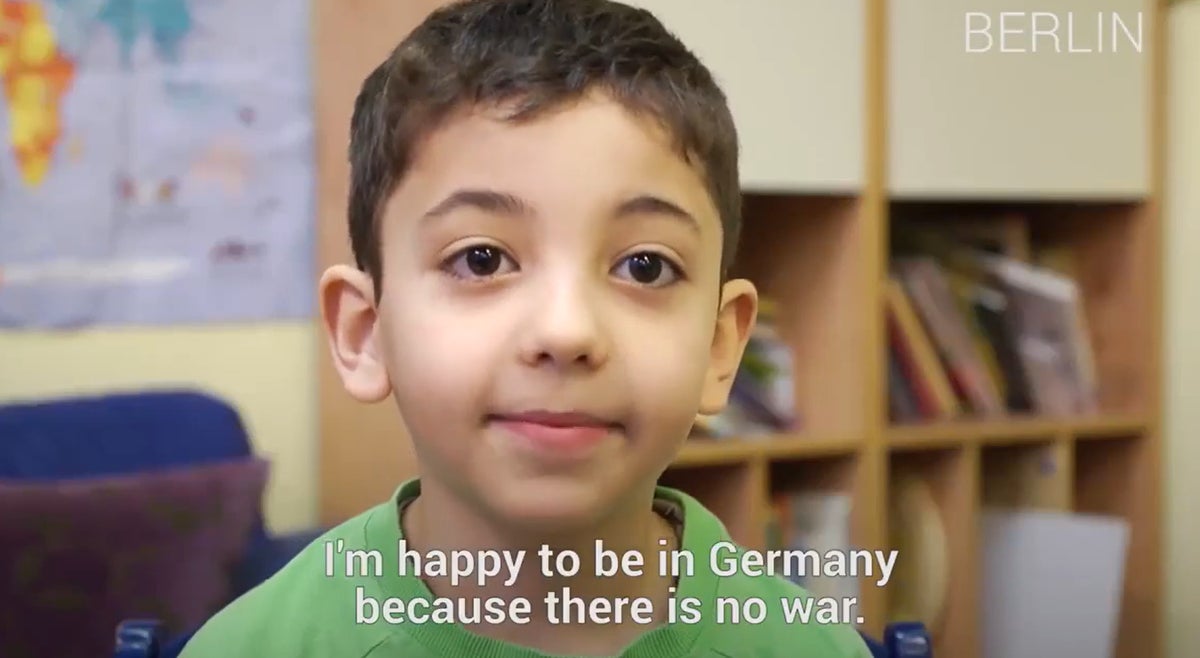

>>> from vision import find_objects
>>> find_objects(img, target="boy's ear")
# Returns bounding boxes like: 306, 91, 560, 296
319, 265, 392, 403
699, 277, 758, 415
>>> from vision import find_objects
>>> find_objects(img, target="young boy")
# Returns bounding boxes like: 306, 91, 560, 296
182, 0, 872, 655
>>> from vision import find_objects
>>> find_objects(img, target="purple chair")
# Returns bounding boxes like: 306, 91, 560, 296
0, 389, 324, 655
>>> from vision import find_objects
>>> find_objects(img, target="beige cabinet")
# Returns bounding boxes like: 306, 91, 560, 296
625, 0, 865, 192
888, 0, 1150, 198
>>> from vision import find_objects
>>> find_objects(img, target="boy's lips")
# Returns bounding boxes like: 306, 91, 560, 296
487, 410, 622, 456
491, 410, 619, 428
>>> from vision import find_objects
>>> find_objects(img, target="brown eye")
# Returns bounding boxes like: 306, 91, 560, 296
442, 244, 517, 280
612, 251, 683, 287
627, 253, 662, 283
466, 246, 502, 275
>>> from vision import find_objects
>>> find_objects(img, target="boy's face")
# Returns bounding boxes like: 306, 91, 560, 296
321, 93, 756, 533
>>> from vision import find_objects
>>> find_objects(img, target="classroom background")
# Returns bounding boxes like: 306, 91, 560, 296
0, 0, 1195, 657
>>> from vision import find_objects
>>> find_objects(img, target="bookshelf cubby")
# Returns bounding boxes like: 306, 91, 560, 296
981, 440, 1072, 510
314, 1, 1165, 656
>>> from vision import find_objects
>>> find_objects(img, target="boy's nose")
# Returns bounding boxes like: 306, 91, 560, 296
517, 280, 610, 371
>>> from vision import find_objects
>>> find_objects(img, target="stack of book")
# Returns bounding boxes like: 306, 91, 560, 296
887, 215, 1100, 423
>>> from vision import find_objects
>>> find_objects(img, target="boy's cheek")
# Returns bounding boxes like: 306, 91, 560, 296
375, 299, 500, 392
619, 318, 713, 404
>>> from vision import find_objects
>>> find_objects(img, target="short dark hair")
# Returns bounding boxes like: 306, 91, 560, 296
347, 0, 741, 294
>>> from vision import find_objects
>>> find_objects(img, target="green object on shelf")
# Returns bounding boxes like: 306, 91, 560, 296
740, 349, 777, 382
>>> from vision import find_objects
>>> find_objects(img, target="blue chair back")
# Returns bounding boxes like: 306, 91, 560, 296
0, 389, 254, 478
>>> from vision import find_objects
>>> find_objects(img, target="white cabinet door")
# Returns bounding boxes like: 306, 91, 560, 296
626, 0, 865, 192
888, 0, 1150, 198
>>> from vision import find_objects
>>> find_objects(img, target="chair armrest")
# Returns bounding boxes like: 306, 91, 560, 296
233, 528, 326, 595
859, 629, 887, 658
118, 530, 326, 658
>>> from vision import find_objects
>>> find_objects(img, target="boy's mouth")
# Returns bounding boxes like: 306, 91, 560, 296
486, 410, 623, 455
490, 410, 620, 428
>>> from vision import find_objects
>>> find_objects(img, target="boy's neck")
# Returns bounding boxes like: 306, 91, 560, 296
401, 479, 679, 655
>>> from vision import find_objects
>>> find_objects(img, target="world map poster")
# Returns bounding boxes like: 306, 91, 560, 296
0, 0, 315, 328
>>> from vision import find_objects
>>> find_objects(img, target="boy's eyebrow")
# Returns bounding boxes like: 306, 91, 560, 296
422, 189, 534, 222
614, 195, 700, 235
420, 188, 700, 234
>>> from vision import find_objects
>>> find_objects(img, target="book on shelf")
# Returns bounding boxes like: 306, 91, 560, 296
887, 275, 964, 422
984, 255, 1099, 416
887, 218, 1100, 423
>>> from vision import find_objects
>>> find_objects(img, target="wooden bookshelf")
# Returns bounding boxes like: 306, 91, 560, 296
313, 1, 1166, 656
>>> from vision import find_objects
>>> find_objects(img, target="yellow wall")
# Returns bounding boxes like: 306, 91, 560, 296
0, 324, 318, 532
1165, 2, 1200, 656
